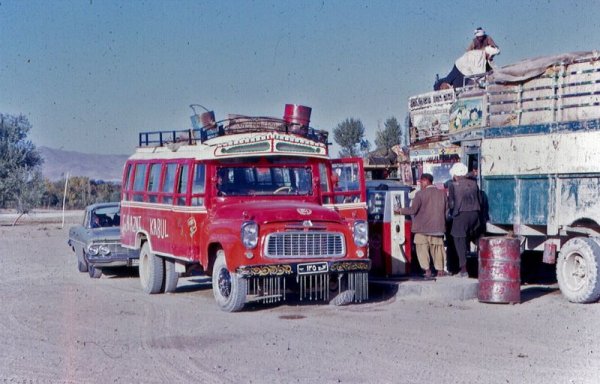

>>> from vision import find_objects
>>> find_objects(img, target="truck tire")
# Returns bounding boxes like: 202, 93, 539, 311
139, 242, 164, 294
556, 237, 600, 303
163, 257, 179, 293
212, 250, 247, 312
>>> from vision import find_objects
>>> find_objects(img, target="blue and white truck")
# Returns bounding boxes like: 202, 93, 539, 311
408, 51, 600, 303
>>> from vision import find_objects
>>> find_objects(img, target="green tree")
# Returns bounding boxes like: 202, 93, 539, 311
375, 117, 402, 155
0, 114, 44, 217
333, 118, 370, 158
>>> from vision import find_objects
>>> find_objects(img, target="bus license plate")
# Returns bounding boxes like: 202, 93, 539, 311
298, 262, 328, 275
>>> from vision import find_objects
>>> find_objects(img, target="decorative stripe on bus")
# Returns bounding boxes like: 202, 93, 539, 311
121, 201, 209, 213
484, 118, 600, 139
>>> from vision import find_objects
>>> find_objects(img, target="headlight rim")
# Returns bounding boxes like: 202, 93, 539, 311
353, 220, 368, 247
241, 221, 259, 249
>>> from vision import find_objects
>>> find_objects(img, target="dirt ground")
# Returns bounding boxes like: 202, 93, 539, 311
1, 212, 599, 383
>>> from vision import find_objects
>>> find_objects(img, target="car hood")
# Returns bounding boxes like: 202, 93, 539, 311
212, 200, 342, 224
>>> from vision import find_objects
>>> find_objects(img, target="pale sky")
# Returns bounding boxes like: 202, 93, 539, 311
2, 0, 600, 156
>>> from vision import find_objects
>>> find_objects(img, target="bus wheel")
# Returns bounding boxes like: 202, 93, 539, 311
163, 258, 179, 293
139, 242, 164, 294
212, 250, 247, 312
557, 238, 600, 303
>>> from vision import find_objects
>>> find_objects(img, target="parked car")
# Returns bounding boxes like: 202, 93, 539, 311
67, 202, 139, 278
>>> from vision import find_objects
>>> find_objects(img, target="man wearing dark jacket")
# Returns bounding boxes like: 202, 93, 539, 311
448, 163, 481, 277
395, 173, 448, 278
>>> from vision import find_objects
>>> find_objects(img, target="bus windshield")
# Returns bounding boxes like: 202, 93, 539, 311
216, 166, 313, 196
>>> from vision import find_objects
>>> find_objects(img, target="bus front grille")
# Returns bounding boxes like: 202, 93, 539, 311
264, 232, 345, 258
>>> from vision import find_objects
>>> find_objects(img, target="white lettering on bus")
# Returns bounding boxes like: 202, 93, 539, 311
150, 218, 168, 239
187, 217, 197, 238
122, 214, 142, 233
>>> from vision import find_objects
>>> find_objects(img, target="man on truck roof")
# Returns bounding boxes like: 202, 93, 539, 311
467, 27, 500, 55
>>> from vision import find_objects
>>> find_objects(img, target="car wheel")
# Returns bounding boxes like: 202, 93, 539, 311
139, 242, 164, 294
163, 257, 179, 293
212, 250, 247, 312
77, 254, 88, 273
88, 264, 102, 279
557, 237, 600, 303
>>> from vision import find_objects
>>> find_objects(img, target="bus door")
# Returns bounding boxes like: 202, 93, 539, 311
330, 158, 367, 216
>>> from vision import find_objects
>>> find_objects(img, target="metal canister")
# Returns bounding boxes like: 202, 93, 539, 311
283, 104, 311, 127
478, 237, 521, 304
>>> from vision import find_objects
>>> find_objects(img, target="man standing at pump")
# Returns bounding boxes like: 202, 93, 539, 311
394, 173, 448, 278
448, 163, 481, 277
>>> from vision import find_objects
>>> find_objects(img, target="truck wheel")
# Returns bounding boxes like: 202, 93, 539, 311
212, 250, 247, 312
556, 237, 600, 303
163, 258, 179, 293
88, 264, 102, 279
139, 242, 164, 294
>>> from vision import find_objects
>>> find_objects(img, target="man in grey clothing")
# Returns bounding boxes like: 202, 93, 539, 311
395, 173, 448, 278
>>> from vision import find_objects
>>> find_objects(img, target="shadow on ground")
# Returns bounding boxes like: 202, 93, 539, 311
520, 285, 560, 303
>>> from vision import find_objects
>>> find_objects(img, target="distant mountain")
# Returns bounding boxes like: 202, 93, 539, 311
38, 146, 129, 182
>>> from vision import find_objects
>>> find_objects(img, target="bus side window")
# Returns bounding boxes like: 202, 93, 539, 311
147, 163, 161, 203
175, 164, 189, 206
191, 163, 205, 206
161, 163, 177, 204
132, 163, 147, 202
122, 163, 132, 201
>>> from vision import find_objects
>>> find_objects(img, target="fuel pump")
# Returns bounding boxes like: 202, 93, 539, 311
367, 181, 412, 276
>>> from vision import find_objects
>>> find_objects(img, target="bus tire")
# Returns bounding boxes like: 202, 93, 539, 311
556, 237, 600, 303
163, 258, 179, 293
139, 242, 164, 294
212, 250, 247, 312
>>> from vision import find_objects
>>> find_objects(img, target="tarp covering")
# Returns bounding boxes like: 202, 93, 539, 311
488, 51, 600, 83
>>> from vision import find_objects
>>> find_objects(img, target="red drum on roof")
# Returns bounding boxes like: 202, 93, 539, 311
284, 104, 311, 127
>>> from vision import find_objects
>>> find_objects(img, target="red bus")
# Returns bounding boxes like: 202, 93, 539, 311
120, 105, 370, 311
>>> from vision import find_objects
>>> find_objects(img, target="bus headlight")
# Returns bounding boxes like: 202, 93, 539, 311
353, 220, 368, 247
241, 221, 258, 249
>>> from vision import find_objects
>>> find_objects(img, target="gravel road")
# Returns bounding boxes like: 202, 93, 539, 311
1, 217, 599, 383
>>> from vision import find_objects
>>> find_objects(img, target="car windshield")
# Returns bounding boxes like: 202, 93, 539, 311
91, 205, 120, 228
216, 166, 313, 196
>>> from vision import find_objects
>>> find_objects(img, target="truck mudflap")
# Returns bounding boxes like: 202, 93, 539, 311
236, 260, 370, 305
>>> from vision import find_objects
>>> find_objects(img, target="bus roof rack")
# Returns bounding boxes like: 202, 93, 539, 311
138, 115, 329, 148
